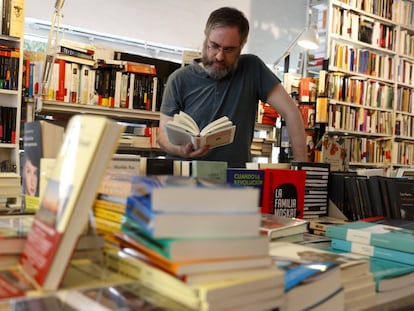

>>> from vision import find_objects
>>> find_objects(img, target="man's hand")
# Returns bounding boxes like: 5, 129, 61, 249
181, 142, 210, 158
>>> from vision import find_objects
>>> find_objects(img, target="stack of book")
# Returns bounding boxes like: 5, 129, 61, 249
325, 219, 414, 305
0, 172, 21, 208
0, 214, 33, 267
260, 213, 309, 243
270, 241, 377, 310
92, 154, 140, 245
105, 175, 285, 310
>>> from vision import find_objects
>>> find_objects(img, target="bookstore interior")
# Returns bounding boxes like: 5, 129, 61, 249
1, 0, 414, 310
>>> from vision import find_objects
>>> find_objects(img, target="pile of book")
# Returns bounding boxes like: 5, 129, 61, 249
92, 154, 140, 246
270, 241, 377, 310
0, 173, 21, 208
326, 219, 414, 306
105, 175, 285, 310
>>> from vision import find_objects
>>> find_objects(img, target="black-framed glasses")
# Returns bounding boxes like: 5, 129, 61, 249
207, 40, 240, 55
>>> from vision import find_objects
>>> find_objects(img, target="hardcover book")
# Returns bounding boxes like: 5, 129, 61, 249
260, 169, 306, 218
19, 115, 124, 291
165, 111, 236, 149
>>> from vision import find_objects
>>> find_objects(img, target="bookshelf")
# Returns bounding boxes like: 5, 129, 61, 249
0, 0, 25, 206
308, 0, 414, 172
22, 48, 169, 156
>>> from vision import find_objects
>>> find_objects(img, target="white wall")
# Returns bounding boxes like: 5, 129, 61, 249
25, 0, 308, 67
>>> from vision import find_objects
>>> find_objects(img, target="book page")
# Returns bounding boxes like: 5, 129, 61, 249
198, 125, 236, 149
200, 117, 232, 136
165, 123, 194, 146
173, 111, 199, 134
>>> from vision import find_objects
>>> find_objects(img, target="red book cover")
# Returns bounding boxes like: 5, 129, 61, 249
55, 59, 66, 101
260, 169, 306, 218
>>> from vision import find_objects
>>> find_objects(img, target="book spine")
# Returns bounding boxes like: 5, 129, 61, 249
70, 63, 80, 103
55, 59, 66, 101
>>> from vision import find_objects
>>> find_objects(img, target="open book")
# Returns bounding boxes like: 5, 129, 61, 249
165, 111, 236, 149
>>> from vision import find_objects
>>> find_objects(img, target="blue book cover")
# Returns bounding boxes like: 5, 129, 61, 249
124, 205, 154, 235
272, 256, 337, 291
226, 168, 264, 204
325, 221, 414, 253
330, 238, 414, 266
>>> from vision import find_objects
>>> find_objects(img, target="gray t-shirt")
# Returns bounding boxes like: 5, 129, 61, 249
160, 54, 280, 168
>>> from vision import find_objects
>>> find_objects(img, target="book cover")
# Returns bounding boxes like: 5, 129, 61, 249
104, 248, 201, 310
19, 115, 124, 291
269, 242, 371, 281
331, 238, 414, 266
370, 257, 414, 292
139, 157, 181, 176
325, 221, 414, 254
260, 214, 309, 240
386, 178, 414, 221
8, 0, 24, 38
260, 169, 306, 218
56, 281, 191, 311
181, 160, 227, 183
273, 255, 341, 311
226, 168, 264, 204
291, 161, 330, 218
23, 120, 65, 210
165, 111, 236, 149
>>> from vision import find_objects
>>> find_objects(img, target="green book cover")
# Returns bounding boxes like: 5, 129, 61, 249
370, 257, 414, 291
325, 221, 414, 254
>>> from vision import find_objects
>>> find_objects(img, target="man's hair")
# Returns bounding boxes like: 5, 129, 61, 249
204, 7, 250, 46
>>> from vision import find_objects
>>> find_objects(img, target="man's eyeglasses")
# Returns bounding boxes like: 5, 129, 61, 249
207, 40, 240, 55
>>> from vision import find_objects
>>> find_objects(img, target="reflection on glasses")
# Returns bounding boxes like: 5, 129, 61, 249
207, 41, 240, 55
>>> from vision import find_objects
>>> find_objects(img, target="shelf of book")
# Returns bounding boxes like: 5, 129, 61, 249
34, 100, 160, 122
309, 0, 414, 171
0, 0, 25, 208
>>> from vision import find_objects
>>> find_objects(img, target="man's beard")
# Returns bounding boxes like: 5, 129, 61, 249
201, 55, 238, 80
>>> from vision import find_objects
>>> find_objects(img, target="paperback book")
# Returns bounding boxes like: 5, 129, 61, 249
165, 111, 236, 149
260, 214, 309, 240
19, 115, 124, 291
260, 169, 306, 218
325, 221, 414, 254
